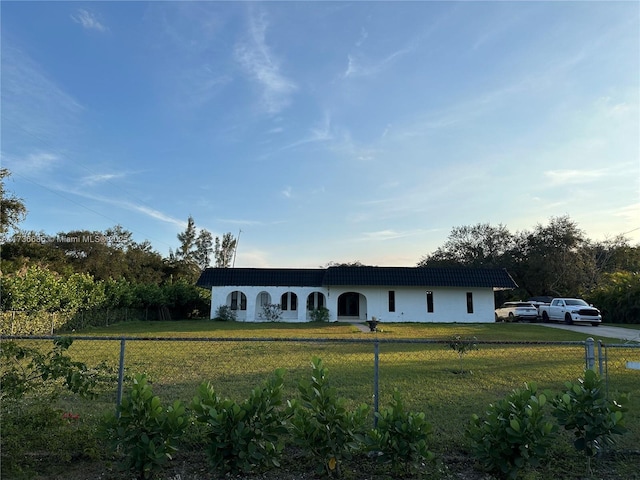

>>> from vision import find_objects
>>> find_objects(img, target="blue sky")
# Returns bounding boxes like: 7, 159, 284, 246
2, 1, 638, 268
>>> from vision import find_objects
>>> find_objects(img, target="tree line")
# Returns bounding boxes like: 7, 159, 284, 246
1, 168, 236, 322
417, 217, 640, 323
1, 168, 638, 324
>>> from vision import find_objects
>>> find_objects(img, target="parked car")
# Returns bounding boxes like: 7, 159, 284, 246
495, 302, 540, 322
538, 298, 602, 326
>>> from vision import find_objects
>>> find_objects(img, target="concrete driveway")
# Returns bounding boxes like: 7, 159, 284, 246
536, 323, 640, 342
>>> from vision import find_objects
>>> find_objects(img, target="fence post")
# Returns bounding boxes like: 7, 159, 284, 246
116, 338, 126, 417
585, 337, 595, 371
603, 344, 610, 398
597, 340, 604, 376
373, 340, 379, 428
51, 313, 55, 335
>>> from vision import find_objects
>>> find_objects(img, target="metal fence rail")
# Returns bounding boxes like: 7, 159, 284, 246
600, 340, 640, 394
0, 335, 597, 406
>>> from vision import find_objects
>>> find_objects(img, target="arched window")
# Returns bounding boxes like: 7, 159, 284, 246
230, 291, 247, 311
280, 292, 298, 311
306, 292, 326, 310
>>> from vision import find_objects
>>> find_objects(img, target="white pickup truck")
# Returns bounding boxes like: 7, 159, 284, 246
538, 298, 602, 326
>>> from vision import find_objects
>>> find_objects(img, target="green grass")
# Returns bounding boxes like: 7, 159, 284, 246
7, 321, 640, 479
81, 318, 628, 342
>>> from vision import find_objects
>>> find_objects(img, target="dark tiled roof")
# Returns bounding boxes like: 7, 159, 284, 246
196, 268, 326, 288
323, 266, 517, 288
197, 267, 517, 289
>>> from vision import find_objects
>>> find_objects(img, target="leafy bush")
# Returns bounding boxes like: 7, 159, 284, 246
214, 304, 237, 321
289, 357, 369, 477
0, 337, 112, 400
260, 303, 283, 322
190, 369, 289, 474
552, 369, 628, 474
466, 382, 556, 479
366, 388, 434, 474
448, 335, 478, 374
309, 306, 330, 322
100, 374, 187, 479
0, 338, 110, 476
586, 271, 640, 323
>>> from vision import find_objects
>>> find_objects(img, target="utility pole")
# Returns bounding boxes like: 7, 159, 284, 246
232, 229, 242, 268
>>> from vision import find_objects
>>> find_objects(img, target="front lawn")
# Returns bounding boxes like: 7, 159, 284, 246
4, 321, 638, 479
81, 318, 624, 342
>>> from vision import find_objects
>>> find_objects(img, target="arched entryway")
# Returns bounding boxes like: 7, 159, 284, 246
337, 292, 365, 320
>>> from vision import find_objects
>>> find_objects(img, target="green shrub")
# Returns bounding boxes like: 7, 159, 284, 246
190, 368, 289, 474
1, 337, 112, 400
213, 304, 237, 321
448, 334, 478, 374
309, 306, 330, 322
100, 374, 187, 479
552, 369, 628, 474
466, 382, 556, 479
259, 303, 283, 322
288, 357, 369, 477
366, 388, 434, 475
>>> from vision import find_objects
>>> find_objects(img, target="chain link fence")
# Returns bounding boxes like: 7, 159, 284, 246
0, 308, 166, 335
3, 334, 638, 456
600, 340, 640, 390
7, 335, 638, 437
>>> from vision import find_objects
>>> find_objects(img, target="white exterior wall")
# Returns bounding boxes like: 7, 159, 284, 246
211, 285, 496, 323
211, 286, 329, 322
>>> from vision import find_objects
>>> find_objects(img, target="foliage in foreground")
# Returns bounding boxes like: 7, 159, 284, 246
0, 337, 111, 477
190, 369, 289, 474
100, 375, 188, 480
467, 371, 629, 479
0, 337, 111, 400
467, 382, 556, 479
552, 369, 628, 475
1, 395, 100, 477
366, 388, 434, 474
288, 357, 370, 477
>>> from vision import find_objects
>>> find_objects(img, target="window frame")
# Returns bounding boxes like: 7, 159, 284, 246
426, 291, 434, 313
388, 290, 396, 312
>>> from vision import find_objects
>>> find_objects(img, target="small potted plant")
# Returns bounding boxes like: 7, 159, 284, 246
367, 316, 380, 332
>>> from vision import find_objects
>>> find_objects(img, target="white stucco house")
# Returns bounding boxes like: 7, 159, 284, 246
196, 266, 517, 323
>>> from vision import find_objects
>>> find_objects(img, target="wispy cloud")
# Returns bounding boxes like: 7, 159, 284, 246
343, 48, 411, 79
613, 203, 640, 224
34, 178, 187, 228
1, 151, 61, 175
71, 9, 108, 32
235, 7, 297, 114
359, 228, 432, 242
81, 173, 127, 186
1, 45, 83, 146
217, 218, 266, 227
281, 186, 293, 198
278, 113, 332, 152
129, 204, 186, 228
544, 169, 608, 186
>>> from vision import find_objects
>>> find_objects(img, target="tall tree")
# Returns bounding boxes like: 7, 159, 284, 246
214, 232, 237, 268
194, 229, 213, 270
0, 168, 27, 235
516, 216, 595, 297
176, 216, 197, 264
417, 223, 515, 268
